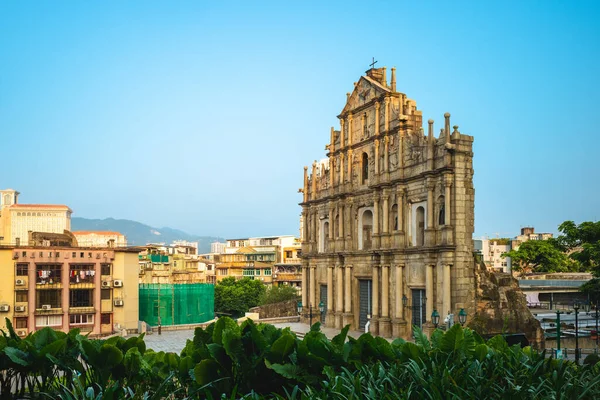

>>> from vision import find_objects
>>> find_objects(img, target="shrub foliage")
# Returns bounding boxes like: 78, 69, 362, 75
0, 317, 598, 399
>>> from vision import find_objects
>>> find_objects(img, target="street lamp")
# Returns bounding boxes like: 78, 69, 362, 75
296, 300, 324, 326
573, 302, 580, 364
431, 310, 440, 328
556, 309, 562, 358
458, 308, 467, 326
402, 294, 408, 308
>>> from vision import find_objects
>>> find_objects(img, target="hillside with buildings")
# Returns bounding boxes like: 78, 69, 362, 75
72, 217, 222, 253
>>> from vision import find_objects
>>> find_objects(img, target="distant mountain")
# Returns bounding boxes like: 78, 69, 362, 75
71, 217, 223, 253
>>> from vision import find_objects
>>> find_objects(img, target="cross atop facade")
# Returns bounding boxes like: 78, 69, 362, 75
369, 57, 378, 69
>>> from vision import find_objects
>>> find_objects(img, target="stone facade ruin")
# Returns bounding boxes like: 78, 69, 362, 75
300, 66, 476, 339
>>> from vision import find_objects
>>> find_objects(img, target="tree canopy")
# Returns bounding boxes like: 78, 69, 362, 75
556, 220, 600, 274
214, 277, 266, 318
502, 239, 574, 275
259, 284, 299, 306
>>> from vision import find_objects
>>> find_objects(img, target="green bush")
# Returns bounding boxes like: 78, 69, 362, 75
1, 318, 599, 399
259, 285, 299, 306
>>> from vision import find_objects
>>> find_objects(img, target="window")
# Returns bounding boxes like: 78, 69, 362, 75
243, 269, 255, 278
101, 264, 111, 276
14, 318, 27, 329
36, 290, 61, 308
72, 252, 76, 258
80, 253, 84, 258
101, 314, 111, 325
36, 265, 62, 284
101, 289, 111, 300
22, 251, 26, 257
416, 206, 425, 246
218, 269, 228, 276
285, 251, 292, 258
360, 209, 373, 250
264, 269, 272, 276
15, 292, 27, 303
69, 314, 94, 325
361, 152, 369, 184
255, 269, 261, 276
16, 263, 28, 276
69, 264, 95, 284
36, 315, 62, 327
69, 289, 93, 308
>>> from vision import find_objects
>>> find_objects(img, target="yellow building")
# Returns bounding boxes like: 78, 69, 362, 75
0, 240, 139, 337
0, 189, 72, 246
138, 244, 215, 284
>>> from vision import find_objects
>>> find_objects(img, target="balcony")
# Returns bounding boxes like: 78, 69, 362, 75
35, 307, 63, 315
36, 282, 62, 289
274, 273, 302, 282
69, 306, 96, 314
283, 258, 302, 264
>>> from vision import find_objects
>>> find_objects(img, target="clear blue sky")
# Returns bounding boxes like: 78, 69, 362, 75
1, 1, 599, 239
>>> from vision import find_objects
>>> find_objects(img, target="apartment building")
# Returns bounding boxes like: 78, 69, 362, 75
0, 238, 139, 337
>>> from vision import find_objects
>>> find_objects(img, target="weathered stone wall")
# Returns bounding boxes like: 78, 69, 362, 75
470, 257, 545, 349
249, 299, 299, 319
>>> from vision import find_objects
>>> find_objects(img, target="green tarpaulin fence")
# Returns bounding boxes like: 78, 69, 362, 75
139, 283, 214, 326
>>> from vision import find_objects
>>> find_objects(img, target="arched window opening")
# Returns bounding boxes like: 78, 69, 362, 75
391, 204, 398, 231
361, 210, 373, 250
362, 152, 369, 184
416, 206, 425, 246
323, 222, 330, 252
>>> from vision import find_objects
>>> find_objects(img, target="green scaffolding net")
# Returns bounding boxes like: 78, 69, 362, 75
139, 283, 215, 326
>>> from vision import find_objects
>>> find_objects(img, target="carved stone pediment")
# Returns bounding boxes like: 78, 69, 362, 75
340, 76, 391, 116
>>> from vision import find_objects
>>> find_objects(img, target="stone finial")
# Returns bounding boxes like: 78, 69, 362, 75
391, 67, 396, 91
428, 119, 434, 143
382, 67, 387, 87
444, 113, 451, 142
444, 112, 451, 118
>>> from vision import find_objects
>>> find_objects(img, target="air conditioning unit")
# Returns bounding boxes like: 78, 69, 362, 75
101, 281, 111, 288
0, 305, 10, 312
12, 253, 19, 260
17, 330, 27, 337
15, 305, 26, 312
41, 304, 52, 310
15, 279, 25, 286
113, 299, 124, 307
113, 280, 123, 287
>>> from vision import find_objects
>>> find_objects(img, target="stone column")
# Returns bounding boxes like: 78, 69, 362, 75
443, 264, 451, 318
303, 166, 308, 203
309, 266, 316, 309
347, 150, 352, 183
348, 113, 353, 146
328, 207, 334, 244
384, 97, 390, 132
374, 139, 380, 175
425, 180, 435, 246
426, 181, 434, 229
444, 176, 452, 225
382, 190, 389, 234
373, 195, 380, 248
375, 101, 380, 136
371, 265, 379, 335
311, 161, 317, 201
343, 265, 353, 326
384, 136, 389, 173
338, 201, 344, 239
340, 153, 345, 183
392, 264, 407, 338
340, 118, 345, 149
426, 265, 434, 322
336, 265, 344, 328
327, 265, 333, 325
301, 265, 307, 310
329, 158, 334, 188
379, 265, 391, 336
